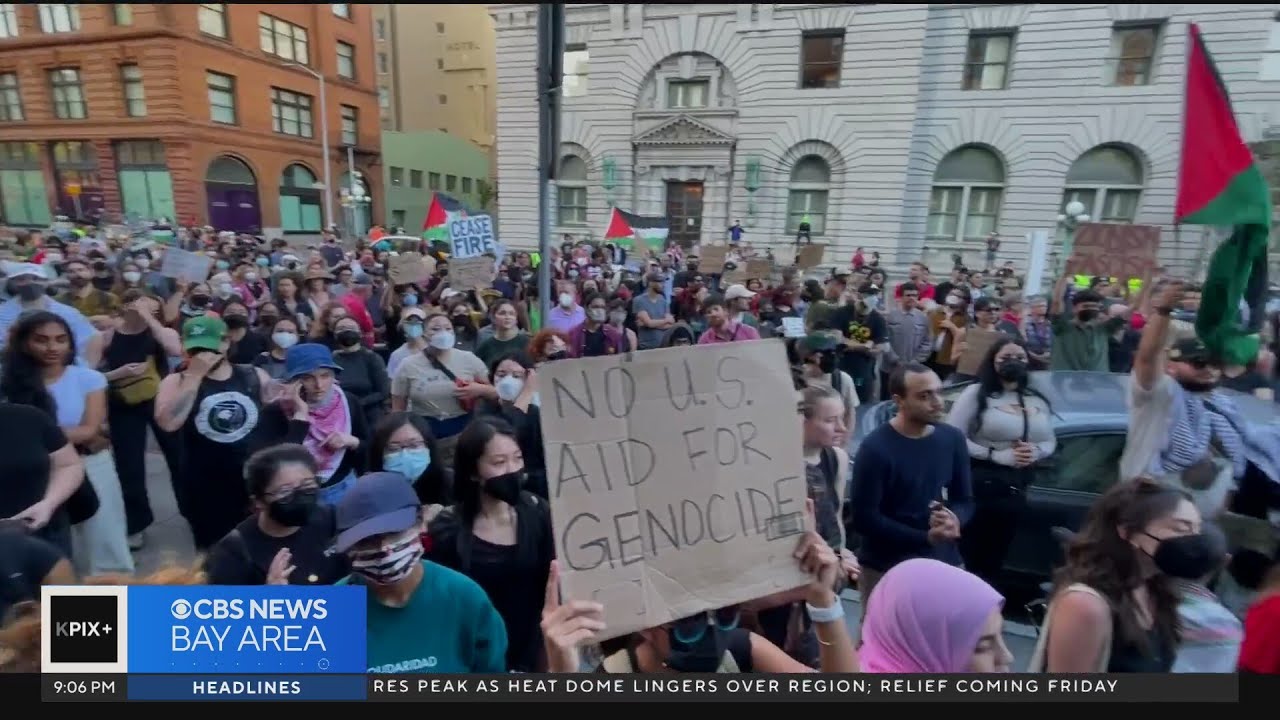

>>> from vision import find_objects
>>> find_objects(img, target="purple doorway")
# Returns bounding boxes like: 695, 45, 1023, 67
204, 156, 261, 233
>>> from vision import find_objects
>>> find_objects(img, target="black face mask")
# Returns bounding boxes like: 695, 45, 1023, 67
190, 294, 211, 308
1150, 533, 1220, 580
546, 350, 568, 362
13, 283, 45, 302
816, 353, 837, 374
224, 315, 250, 330
258, 315, 279, 328
996, 358, 1028, 382
336, 330, 362, 347
266, 487, 317, 527
665, 610, 738, 672
482, 470, 524, 505
1076, 308, 1099, 323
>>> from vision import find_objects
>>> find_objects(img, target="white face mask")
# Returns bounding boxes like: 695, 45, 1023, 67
495, 375, 525, 402
122, 271, 141, 283
609, 311, 627, 325
272, 332, 298, 349
245, 272, 258, 283
558, 292, 574, 309
429, 330, 455, 350
588, 308, 607, 323
217, 283, 234, 298
136, 257, 151, 270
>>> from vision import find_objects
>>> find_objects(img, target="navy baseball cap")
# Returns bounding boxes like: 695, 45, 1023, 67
333, 472, 421, 552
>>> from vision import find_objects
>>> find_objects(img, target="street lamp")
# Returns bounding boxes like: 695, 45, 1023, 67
1054, 200, 1091, 275
286, 62, 334, 229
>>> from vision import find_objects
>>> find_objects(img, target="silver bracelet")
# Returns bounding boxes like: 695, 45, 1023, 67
805, 600, 845, 624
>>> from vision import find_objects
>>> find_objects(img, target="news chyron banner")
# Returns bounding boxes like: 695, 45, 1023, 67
41, 585, 366, 701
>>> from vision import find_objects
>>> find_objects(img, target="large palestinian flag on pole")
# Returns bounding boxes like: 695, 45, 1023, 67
602, 207, 669, 250
1177, 23, 1272, 366
420, 192, 478, 244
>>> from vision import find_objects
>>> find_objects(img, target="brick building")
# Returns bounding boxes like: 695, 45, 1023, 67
0, 3, 382, 236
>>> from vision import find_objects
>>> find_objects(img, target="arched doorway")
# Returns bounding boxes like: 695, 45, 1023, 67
338, 170, 372, 237
205, 155, 261, 233
279, 163, 323, 233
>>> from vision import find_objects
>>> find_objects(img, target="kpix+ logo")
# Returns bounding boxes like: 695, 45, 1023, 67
50, 594, 118, 663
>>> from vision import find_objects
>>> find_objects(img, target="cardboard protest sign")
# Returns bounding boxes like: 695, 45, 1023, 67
698, 246, 728, 274
450, 256, 493, 290
796, 243, 826, 270
1066, 223, 1160, 279
158, 248, 213, 282
388, 252, 435, 286
540, 340, 811, 640
956, 327, 1004, 376
448, 214, 497, 259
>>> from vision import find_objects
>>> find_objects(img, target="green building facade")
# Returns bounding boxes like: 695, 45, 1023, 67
381, 131, 490, 231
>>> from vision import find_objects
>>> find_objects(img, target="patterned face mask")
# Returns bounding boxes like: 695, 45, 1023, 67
347, 533, 423, 585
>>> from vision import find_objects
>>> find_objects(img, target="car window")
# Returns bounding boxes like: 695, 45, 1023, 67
1035, 433, 1127, 494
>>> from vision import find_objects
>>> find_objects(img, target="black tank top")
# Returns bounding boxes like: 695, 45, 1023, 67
805, 448, 842, 551
102, 328, 166, 404
1108, 620, 1176, 673
183, 365, 262, 462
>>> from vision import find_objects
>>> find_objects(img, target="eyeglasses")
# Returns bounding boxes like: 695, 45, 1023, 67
672, 607, 741, 645
263, 478, 319, 502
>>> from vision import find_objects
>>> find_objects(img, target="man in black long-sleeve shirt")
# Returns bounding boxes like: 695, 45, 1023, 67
850, 363, 974, 613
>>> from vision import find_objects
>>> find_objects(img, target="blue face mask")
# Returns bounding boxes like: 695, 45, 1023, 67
384, 448, 431, 481
216, 260, 230, 271
403, 293, 418, 307
403, 323, 424, 339
256, 257, 270, 267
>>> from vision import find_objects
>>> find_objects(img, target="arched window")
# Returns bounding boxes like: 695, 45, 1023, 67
1061, 145, 1143, 223
279, 163, 322, 232
557, 155, 587, 226
787, 155, 830, 235
927, 145, 1004, 241
205, 155, 256, 185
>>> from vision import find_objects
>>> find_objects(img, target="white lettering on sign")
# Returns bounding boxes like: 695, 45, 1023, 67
448, 214, 497, 259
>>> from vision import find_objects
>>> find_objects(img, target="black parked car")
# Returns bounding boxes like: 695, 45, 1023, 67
846, 370, 1278, 595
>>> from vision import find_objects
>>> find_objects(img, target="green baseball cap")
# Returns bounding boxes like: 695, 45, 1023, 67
182, 315, 227, 352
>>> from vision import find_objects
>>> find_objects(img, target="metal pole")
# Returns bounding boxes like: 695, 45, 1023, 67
535, 3, 564, 324
317, 71, 334, 229
347, 144, 358, 236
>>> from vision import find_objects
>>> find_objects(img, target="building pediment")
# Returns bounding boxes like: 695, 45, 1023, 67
633, 115, 735, 147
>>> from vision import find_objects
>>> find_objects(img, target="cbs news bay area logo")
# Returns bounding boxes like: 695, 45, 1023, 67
43, 586, 366, 674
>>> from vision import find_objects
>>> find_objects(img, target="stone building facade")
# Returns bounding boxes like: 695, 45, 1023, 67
492, 3, 1280, 273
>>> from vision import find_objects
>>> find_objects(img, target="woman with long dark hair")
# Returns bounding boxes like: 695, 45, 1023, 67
426, 416, 553, 672
368, 412, 451, 506
944, 336, 1054, 585
0, 311, 129, 572
474, 352, 546, 498
1034, 479, 1198, 672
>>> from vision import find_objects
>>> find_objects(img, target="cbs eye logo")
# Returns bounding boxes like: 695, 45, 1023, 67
170, 599, 193, 620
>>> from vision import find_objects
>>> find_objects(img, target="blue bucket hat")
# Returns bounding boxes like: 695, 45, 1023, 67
284, 343, 343, 380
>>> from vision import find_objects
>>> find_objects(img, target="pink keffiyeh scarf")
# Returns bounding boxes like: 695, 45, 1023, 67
304, 387, 352, 480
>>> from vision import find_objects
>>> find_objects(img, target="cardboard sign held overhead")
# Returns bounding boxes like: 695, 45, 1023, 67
539, 341, 810, 640
956, 327, 1006, 376
448, 214, 497, 259
698, 245, 728, 274
1066, 223, 1160, 279
158, 248, 213, 283
795, 243, 826, 270
449, 255, 494, 291
388, 252, 435, 286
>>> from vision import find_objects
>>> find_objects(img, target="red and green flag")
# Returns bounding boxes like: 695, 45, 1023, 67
420, 192, 476, 244
1177, 23, 1272, 366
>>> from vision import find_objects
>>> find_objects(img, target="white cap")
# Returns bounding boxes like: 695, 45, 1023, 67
724, 284, 756, 301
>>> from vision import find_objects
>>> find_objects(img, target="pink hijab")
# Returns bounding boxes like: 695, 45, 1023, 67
859, 558, 1003, 673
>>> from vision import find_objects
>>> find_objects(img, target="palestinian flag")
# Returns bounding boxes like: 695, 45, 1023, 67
602, 207, 668, 250
421, 192, 477, 244
1177, 23, 1272, 366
